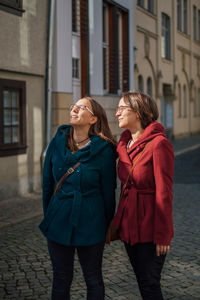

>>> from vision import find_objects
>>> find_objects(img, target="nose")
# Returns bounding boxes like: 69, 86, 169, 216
72, 105, 79, 113
116, 110, 120, 117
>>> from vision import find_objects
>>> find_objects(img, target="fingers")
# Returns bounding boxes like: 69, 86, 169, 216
156, 244, 170, 256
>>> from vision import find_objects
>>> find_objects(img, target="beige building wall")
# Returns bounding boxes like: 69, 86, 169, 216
0, 0, 48, 198
134, 0, 200, 138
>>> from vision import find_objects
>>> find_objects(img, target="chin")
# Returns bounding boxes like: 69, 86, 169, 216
118, 122, 126, 129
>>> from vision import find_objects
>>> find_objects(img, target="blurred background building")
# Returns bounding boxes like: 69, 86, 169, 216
134, 0, 200, 138
0, 0, 199, 198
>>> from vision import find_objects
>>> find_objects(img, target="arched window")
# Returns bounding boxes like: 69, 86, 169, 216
183, 85, 187, 117
178, 83, 181, 117
147, 77, 152, 96
138, 75, 143, 92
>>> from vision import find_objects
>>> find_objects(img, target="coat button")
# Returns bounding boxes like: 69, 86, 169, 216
59, 167, 62, 170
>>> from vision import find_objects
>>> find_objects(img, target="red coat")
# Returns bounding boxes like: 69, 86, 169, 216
113, 122, 174, 246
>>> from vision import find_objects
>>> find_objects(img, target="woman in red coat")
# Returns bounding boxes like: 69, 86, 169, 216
113, 91, 174, 300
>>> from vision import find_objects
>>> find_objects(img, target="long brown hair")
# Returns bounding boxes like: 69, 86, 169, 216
67, 97, 116, 152
123, 91, 159, 129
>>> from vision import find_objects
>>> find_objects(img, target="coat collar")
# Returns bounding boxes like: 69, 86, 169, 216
117, 122, 166, 165
54, 125, 113, 165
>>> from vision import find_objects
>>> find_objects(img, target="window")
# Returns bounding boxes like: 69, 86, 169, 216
161, 13, 171, 60
177, 0, 182, 31
72, 0, 80, 33
147, 0, 154, 14
183, 85, 187, 117
147, 77, 152, 96
198, 10, 200, 41
103, 3, 109, 90
72, 58, 80, 79
193, 5, 197, 40
72, 0, 89, 97
0, 79, 26, 157
137, 0, 144, 8
103, 1, 129, 94
138, 75, 143, 92
0, 0, 24, 16
178, 83, 182, 117
183, 0, 187, 34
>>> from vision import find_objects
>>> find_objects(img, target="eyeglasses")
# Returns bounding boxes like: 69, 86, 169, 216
70, 104, 94, 115
116, 105, 133, 114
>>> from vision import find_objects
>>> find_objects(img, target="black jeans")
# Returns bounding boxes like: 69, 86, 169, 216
124, 242, 166, 300
47, 240, 105, 300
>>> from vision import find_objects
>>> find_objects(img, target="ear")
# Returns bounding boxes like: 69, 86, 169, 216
89, 115, 98, 125
136, 113, 140, 120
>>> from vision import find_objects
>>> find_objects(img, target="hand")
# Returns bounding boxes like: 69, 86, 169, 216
156, 244, 170, 256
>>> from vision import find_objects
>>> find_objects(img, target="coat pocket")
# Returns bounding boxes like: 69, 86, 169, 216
39, 196, 65, 232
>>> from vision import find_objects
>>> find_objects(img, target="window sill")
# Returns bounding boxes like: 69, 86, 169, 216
0, 3, 25, 16
177, 30, 190, 39
136, 5, 157, 19
0, 145, 27, 157
161, 57, 172, 64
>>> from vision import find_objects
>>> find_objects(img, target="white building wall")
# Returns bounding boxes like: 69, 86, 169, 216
52, 0, 72, 93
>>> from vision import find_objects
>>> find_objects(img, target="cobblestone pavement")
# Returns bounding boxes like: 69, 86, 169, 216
0, 137, 200, 299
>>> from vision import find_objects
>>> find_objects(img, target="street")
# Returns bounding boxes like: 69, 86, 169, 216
0, 147, 200, 300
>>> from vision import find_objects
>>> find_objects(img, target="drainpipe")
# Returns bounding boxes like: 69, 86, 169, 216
46, 0, 55, 145
41, 0, 55, 170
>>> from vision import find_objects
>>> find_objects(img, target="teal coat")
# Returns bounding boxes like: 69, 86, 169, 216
39, 125, 116, 246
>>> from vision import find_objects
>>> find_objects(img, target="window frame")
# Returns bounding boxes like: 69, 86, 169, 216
161, 13, 171, 60
177, 0, 182, 31
147, 77, 152, 96
183, 0, 187, 34
138, 75, 144, 92
137, 0, 144, 8
147, 0, 154, 14
0, 79, 26, 157
193, 5, 197, 40
72, 57, 80, 79
0, 0, 25, 16
103, 0, 129, 95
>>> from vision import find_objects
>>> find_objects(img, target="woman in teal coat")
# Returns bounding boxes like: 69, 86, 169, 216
39, 97, 116, 300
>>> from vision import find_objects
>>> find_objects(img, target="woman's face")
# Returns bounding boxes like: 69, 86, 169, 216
70, 98, 97, 127
116, 97, 139, 131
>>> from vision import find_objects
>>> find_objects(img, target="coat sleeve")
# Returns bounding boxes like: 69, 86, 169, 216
42, 138, 55, 215
100, 145, 117, 227
153, 138, 174, 245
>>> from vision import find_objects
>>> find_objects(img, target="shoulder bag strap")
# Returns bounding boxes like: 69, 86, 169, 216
119, 141, 151, 201
53, 162, 81, 196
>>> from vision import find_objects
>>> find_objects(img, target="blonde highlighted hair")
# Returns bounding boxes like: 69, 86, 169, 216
122, 91, 159, 129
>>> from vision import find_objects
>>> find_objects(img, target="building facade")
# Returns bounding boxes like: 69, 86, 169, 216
0, 0, 48, 197
51, 0, 134, 139
134, 0, 200, 138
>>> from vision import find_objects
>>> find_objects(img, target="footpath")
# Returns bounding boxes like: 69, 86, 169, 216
0, 133, 200, 230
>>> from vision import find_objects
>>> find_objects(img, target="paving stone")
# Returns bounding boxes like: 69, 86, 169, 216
0, 144, 200, 299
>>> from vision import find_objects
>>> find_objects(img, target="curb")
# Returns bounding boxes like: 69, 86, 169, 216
174, 143, 200, 156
